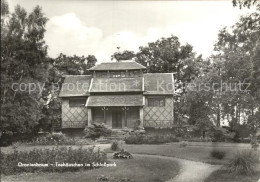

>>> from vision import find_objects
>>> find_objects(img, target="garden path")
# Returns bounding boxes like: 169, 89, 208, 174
132, 154, 222, 182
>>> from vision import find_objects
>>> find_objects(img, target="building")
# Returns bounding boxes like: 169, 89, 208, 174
59, 60, 175, 130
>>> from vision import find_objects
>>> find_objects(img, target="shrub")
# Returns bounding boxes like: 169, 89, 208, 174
113, 149, 133, 159
210, 129, 226, 142
110, 141, 120, 151
179, 141, 188, 147
210, 150, 226, 160
124, 134, 179, 144
30, 132, 75, 145
250, 134, 259, 151
226, 150, 259, 175
84, 123, 112, 140
0, 146, 107, 175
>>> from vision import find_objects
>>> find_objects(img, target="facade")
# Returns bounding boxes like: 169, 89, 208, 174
59, 60, 175, 129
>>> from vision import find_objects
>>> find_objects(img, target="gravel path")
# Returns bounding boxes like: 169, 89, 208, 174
133, 154, 221, 182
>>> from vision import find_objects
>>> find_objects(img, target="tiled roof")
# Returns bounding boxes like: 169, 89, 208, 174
88, 61, 146, 71
86, 95, 144, 107
144, 73, 174, 95
90, 77, 143, 92
59, 75, 92, 97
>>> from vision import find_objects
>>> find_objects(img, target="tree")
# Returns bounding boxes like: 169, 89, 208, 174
1, 3, 49, 138
212, 2, 260, 137
135, 35, 194, 75
232, 0, 259, 9
53, 53, 97, 75
111, 50, 135, 61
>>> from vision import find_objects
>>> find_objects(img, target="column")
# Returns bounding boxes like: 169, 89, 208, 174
139, 107, 144, 127
124, 109, 127, 127
102, 107, 108, 124
87, 108, 92, 126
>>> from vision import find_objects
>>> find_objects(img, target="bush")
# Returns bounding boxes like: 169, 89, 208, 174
210, 150, 226, 160
113, 149, 133, 159
250, 134, 259, 151
179, 141, 188, 147
124, 134, 179, 144
30, 132, 75, 145
110, 141, 120, 151
226, 150, 259, 175
0, 146, 107, 175
84, 123, 112, 140
210, 129, 226, 142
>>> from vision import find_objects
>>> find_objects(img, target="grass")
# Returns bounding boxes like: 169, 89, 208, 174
205, 150, 260, 182
205, 169, 260, 182
2, 154, 180, 182
122, 142, 251, 164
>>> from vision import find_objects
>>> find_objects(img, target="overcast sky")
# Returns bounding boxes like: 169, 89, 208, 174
8, 0, 251, 62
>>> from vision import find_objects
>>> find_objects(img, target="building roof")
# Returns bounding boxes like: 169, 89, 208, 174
90, 77, 143, 92
59, 73, 175, 97
86, 95, 144, 107
88, 60, 146, 71
144, 73, 174, 95
59, 75, 92, 97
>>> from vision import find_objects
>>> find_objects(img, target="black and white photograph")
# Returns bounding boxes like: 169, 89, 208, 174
1, 0, 260, 182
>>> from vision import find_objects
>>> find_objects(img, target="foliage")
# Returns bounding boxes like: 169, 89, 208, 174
83, 123, 112, 140
179, 141, 188, 147
233, 0, 259, 9
0, 146, 107, 175
110, 140, 120, 151
226, 150, 259, 175
210, 150, 226, 160
0, 1, 98, 139
53, 53, 97, 75
111, 50, 135, 61
124, 133, 179, 144
145, 127, 192, 138
1, 2, 49, 135
250, 134, 259, 150
209, 129, 226, 142
113, 149, 133, 159
30, 132, 75, 145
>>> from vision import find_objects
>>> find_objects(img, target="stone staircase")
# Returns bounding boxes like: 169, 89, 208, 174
96, 129, 133, 144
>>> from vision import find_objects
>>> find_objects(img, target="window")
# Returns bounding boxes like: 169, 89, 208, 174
129, 70, 140, 77
110, 71, 127, 78
96, 71, 107, 78
69, 98, 86, 107
148, 97, 165, 107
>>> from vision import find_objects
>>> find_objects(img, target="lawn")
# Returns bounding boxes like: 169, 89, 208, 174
2, 154, 180, 182
205, 169, 260, 182
122, 142, 252, 164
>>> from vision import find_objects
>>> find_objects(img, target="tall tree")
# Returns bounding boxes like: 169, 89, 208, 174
1, 3, 49, 136
111, 50, 135, 61
53, 53, 97, 75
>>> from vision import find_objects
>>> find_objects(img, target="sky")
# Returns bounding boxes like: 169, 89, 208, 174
8, 0, 252, 62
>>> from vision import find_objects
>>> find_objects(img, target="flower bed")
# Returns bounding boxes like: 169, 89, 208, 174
0, 146, 107, 175
125, 134, 179, 144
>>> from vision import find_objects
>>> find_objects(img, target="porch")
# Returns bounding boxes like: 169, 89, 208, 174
87, 106, 143, 129
86, 94, 144, 129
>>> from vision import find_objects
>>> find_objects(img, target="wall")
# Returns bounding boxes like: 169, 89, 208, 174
61, 98, 88, 128
143, 96, 174, 128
